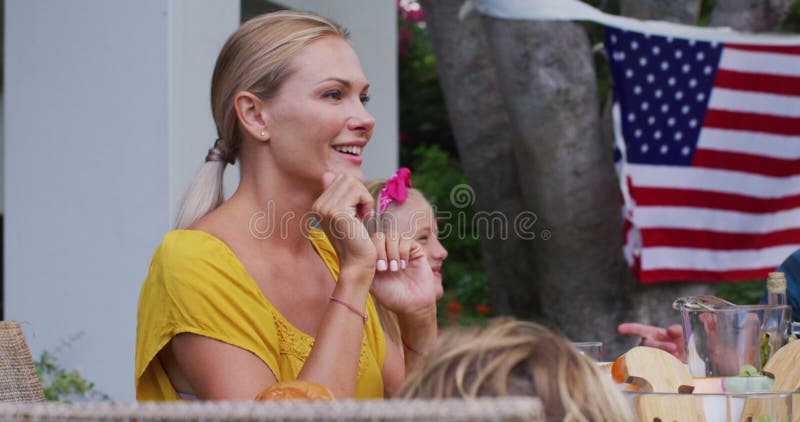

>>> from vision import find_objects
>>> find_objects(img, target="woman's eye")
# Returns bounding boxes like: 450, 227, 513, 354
360, 94, 370, 105
416, 235, 429, 242
323, 90, 343, 100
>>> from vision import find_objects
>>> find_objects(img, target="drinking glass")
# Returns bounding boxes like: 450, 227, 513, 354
572, 341, 604, 361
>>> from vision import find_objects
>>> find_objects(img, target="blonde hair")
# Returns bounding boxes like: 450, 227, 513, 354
175, 11, 349, 229
364, 179, 427, 348
398, 318, 635, 422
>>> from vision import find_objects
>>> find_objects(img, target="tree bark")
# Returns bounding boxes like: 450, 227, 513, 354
619, 0, 702, 24
709, 0, 795, 31
479, 17, 633, 354
420, 0, 541, 319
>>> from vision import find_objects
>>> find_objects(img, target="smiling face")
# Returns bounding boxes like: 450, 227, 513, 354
388, 193, 448, 299
262, 36, 374, 188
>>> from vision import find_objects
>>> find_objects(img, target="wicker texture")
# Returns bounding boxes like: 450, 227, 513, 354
0, 321, 45, 402
0, 397, 543, 421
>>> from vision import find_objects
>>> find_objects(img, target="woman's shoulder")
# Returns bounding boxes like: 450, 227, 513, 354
155, 229, 234, 263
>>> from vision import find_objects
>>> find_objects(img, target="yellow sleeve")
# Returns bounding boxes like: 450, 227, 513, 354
135, 230, 281, 400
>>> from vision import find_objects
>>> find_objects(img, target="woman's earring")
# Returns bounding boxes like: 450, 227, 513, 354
260, 131, 266, 137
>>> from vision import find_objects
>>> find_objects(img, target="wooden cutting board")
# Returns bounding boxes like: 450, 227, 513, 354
739, 340, 800, 422
619, 346, 705, 421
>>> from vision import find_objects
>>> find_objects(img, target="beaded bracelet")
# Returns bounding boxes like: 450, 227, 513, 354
329, 296, 368, 324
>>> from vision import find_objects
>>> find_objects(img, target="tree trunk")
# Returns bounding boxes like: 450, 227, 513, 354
709, 0, 795, 31
420, 0, 541, 318
619, 0, 702, 24
479, 17, 632, 355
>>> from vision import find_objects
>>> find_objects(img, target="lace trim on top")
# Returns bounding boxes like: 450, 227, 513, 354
272, 310, 370, 377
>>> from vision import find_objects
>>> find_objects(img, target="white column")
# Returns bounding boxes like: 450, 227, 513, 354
4, 0, 238, 401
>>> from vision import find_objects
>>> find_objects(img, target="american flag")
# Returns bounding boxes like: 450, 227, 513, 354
606, 26, 800, 283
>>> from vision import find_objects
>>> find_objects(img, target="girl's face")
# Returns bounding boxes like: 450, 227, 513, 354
389, 193, 448, 299
263, 36, 375, 188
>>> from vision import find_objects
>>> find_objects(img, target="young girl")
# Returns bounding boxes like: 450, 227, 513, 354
365, 168, 448, 376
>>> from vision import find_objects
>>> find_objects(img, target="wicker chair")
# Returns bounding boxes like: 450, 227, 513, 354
0, 320, 45, 402
0, 397, 543, 421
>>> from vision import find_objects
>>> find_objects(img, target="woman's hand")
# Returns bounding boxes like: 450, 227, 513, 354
369, 232, 438, 316
618, 322, 686, 362
313, 172, 376, 281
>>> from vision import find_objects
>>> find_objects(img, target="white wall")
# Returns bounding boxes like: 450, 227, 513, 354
5, 0, 395, 402
4, 0, 238, 401
274, 0, 399, 179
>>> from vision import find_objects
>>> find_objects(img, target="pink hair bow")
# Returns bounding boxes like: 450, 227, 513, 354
379, 167, 412, 214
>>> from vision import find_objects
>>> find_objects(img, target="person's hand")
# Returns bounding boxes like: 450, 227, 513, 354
313, 172, 376, 282
618, 322, 686, 362
369, 231, 438, 317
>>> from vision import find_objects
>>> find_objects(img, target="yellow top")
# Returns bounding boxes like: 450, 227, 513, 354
135, 228, 386, 400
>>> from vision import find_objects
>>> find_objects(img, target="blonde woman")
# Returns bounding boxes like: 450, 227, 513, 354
364, 169, 448, 392
398, 318, 635, 422
135, 11, 438, 401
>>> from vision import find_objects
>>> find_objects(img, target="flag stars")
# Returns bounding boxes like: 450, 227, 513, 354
641, 101, 650, 111
634, 85, 642, 95
703, 65, 713, 75
675, 91, 684, 100
626, 68, 634, 78
689, 119, 698, 128
654, 130, 662, 140
675, 49, 683, 59
660, 144, 669, 154
647, 73, 656, 83
674, 131, 683, 141
631, 40, 639, 50
641, 143, 649, 153
696, 51, 705, 61
628, 112, 636, 122
660, 103, 670, 113
661, 61, 670, 71
667, 117, 676, 127
668, 77, 676, 86
639, 57, 648, 67
682, 105, 691, 114
652, 45, 661, 55
689, 78, 698, 88
648, 116, 656, 125
610, 34, 618, 44
681, 146, 691, 156
655, 89, 663, 98
634, 128, 642, 138
696, 92, 706, 102
682, 63, 691, 73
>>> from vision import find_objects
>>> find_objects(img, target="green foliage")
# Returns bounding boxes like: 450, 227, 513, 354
397, 6, 458, 167
411, 144, 490, 325
34, 333, 110, 402
715, 280, 765, 305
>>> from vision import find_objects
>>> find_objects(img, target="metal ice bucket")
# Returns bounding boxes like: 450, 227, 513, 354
673, 296, 791, 377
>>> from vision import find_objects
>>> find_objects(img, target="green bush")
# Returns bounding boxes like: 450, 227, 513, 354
35, 333, 110, 402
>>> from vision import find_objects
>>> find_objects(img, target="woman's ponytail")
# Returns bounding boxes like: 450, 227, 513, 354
174, 140, 234, 229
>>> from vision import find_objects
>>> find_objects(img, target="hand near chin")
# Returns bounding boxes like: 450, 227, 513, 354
313, 172, 376, 278
369, 234, 438, 316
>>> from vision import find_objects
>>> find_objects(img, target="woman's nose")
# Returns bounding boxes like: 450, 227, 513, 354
347, 106, 375, 134
432, 238, 448, 261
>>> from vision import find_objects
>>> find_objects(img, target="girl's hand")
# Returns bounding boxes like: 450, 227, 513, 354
313, 172, 376, 282
369, 231, 438, 316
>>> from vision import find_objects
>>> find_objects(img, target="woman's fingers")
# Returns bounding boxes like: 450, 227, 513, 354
372, 232, 388, 271
384, 230, 400, 271
397, 237, 412, 269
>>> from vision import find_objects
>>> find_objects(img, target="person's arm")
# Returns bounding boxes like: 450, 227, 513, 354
617, 322, 686, 362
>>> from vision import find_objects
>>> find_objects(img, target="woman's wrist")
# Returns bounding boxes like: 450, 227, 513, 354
397, 303, 438, 355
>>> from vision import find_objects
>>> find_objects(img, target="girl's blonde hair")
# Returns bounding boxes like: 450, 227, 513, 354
398, 318, 635, 422
175, 11, 349, 229
364, 179, 426, 348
